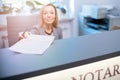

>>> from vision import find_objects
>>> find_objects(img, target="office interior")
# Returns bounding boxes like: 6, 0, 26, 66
0, 0, 120, 48
0, 0, 120, 79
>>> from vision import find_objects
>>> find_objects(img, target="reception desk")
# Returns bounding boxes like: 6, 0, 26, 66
0, 30, 120, 80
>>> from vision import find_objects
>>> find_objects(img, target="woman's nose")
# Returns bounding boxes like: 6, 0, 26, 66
47, 13, 51, 17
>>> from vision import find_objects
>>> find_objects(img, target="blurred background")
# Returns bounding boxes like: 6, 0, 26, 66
0, 0, 120, 48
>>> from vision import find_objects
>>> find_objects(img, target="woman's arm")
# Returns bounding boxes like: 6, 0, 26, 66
18, 25, 39, 39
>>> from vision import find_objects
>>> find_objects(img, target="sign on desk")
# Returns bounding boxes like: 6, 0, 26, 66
24, 56, 120, 80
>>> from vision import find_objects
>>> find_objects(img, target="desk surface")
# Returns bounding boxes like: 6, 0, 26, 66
0, 30, 120, 79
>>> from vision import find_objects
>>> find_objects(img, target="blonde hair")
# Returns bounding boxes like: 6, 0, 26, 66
39, 4, 58, 28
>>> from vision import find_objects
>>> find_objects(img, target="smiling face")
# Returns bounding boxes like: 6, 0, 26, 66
42, 5, 56, 25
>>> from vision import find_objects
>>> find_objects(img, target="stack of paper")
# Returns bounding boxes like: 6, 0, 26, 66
9, 35, 55, 54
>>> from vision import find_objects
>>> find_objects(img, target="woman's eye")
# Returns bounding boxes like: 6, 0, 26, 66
50, 12, 53, 14
43, 13, 47, 15
50, 11, 55, 14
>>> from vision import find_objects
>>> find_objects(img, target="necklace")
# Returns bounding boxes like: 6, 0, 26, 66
45, 29, 53, 35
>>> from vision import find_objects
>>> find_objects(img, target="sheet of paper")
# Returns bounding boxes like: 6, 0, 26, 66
9, 35, 55, 54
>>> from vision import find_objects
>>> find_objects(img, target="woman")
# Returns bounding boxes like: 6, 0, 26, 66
19, 4, 63, 40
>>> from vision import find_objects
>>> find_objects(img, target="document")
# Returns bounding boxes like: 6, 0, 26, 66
9, 35, 55, 54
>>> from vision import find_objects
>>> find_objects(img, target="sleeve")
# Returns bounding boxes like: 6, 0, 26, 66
29, 25, 40, 35
57, 27, 63, 39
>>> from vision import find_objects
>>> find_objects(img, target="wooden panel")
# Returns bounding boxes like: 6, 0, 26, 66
7, 14, 39, 47
112, 26, 120, 30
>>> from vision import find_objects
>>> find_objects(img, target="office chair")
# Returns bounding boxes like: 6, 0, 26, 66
7, 14, 39, 47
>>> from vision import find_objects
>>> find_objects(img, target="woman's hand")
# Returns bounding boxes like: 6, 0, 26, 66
18, 31, 31, 39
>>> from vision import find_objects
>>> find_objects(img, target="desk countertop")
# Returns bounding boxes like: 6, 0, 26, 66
0, 30, 120, 80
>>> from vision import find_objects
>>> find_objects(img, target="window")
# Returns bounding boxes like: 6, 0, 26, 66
1, 0, 56, 4
1, 0, 56, 14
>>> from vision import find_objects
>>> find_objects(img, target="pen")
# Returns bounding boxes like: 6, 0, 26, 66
22, 28, 30, 38
22, 28, 27, 37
